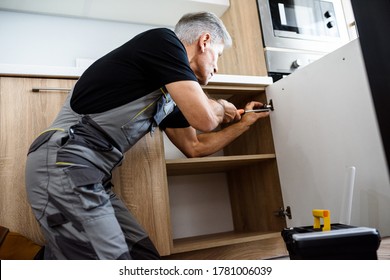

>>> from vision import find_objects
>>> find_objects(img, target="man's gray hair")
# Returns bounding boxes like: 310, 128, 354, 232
174, 12, 232, 48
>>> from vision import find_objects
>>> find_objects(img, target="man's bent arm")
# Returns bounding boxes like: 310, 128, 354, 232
164, 101, 269, 158
166, 80, 238, 132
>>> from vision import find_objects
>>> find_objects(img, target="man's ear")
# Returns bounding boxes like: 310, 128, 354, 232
198, 33, 211, 53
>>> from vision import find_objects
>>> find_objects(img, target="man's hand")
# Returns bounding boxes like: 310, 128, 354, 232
216, 99, 241, 123
238, 101, 270, 127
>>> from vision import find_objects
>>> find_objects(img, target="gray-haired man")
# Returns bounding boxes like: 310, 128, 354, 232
25, 12, 268, 260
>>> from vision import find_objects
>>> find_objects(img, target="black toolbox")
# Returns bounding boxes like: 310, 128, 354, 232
281, 223, 381, 260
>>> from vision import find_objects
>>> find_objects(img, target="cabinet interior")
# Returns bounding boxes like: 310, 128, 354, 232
165, 83, 286, 254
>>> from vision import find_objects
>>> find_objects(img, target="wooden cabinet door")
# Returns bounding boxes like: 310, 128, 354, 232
0, 77, 76, 244
267, 40, 390, 234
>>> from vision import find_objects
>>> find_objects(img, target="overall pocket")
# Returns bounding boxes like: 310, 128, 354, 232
64, 165, 108, 210
121, 119, 152, 147
68, 116, 115, 152
121, 93, 174, 147
121, 99, 158, 147
28, 129, 58, 155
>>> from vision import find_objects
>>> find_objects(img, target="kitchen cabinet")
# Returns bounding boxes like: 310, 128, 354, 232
0, 77, 76, 244
111, 74, 289, 259
219, 0, 268, 76
164, 77, 288, 259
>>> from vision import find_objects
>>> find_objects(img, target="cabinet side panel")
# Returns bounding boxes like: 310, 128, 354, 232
224, 93, 276, 155
113, 129, 172, 256
228, 161, 286, 232
223, 91, 285, 232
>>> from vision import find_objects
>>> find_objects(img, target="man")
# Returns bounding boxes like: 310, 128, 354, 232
25, 12, 269, 260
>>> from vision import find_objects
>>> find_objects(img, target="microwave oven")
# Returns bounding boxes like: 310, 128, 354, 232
257, 0, 350, 76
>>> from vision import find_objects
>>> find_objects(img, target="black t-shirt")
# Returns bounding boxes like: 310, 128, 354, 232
159, 106, 190, 130
70, 28, 198, 118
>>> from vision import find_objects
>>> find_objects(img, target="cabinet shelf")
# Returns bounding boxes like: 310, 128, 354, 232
171, 231, 280, 254
201, 74, 271, 97
166, 154, 276, 176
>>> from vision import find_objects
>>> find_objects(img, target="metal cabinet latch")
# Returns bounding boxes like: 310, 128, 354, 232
274, 206, 292, 219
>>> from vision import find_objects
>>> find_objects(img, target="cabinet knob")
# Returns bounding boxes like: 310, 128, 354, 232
327, 21, 335, 28
324, 11, 332, 18
291, 59, 302, 69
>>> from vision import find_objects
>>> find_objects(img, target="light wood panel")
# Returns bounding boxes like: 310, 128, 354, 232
165, 236, 288, 260
219, 0, 268, 76
112, 130, 172, 256
0, 77, 172, 256
166, 154, 276, 175
220, 88, 285, 233
0, 77, 75, 245
227, 161, 285, 232
378, 237, 390, 260
172, 231, 280, 254
224, 92, 276, 155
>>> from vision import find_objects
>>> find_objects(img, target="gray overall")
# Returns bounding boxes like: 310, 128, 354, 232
25, 87, 174, 259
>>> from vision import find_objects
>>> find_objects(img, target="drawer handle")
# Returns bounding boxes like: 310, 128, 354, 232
32, 87, 71, 92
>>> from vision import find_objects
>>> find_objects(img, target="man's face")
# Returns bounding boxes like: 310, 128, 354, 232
191, 39, 224, 85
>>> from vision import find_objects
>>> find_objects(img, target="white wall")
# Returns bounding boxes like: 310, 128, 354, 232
0, 10, 158, 68
164, 133, 234, 239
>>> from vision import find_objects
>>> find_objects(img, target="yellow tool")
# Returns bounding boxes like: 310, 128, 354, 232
313, 209, 331, 231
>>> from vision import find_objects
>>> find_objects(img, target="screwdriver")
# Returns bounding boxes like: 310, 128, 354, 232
243, 108, 270, 113
238, 99, 274, 115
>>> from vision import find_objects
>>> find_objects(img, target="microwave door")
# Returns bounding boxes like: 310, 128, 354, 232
270, 0, 341, 41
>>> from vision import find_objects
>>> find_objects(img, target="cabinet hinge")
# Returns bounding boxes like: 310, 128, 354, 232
274, 206, 292, 219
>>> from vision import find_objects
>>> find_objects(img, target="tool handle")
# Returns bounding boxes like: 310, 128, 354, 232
238, 108, 270, 115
